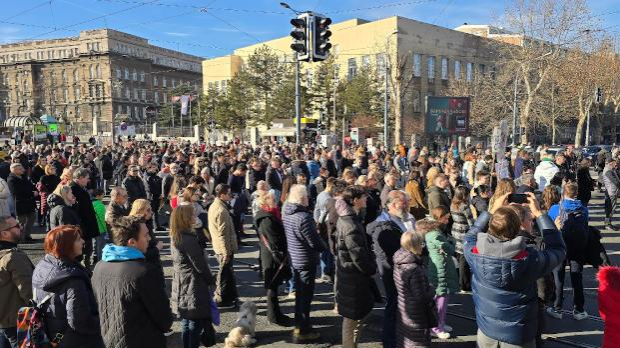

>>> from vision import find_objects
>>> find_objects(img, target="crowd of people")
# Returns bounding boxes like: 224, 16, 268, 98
0, 138, 619, 348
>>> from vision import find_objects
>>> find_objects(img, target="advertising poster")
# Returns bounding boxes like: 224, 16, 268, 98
425, 97, 470, 135
48, 123, 59, 136
34, 125, 48, 140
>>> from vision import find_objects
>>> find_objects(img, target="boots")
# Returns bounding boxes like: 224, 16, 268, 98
267, 289, 293, 326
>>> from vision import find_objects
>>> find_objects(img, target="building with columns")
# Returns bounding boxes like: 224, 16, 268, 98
0, 29, 202, 135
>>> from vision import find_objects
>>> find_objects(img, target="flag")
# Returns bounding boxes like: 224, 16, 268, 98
180, 95, 190, 116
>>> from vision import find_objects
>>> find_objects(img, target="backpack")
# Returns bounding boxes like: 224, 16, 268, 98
16, 291, 62, 348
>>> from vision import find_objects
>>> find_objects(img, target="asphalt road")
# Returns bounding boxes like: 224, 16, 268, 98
21, 187, 614, 348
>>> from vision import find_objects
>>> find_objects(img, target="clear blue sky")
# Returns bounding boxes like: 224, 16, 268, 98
1, 0, 618, 58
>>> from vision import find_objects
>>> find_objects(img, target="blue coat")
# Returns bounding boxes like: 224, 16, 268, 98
464, 212, 566, 345
283, 203, 326, 270
32, 254, 104, 348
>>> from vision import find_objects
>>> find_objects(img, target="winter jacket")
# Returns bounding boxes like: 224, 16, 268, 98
70, 182, 99, 239
283, 202, 326, 270
247, 168, 266, 193
335, 199, 377, 320
32, 254, 105, 348
122, 175, 147, 207
367, 212, 405, 282
7, 172, 36, 215
265, 167, 284, 192
31, 165, 45, 186
451, 203, 473, 254
534, 159, 559, 191
101, 155, 114, 180
548, 199, 589, 263
0, 178, 11, 217
380, 184, 395, 208
207, 198, 238, 256
49, 199, 80, 230
92, 244, 173, 348
306, 160, 320, 181
92, 199, 107, 234
425, 229, 458, 296
393, 248, 433, 348
0, 241, 33, 328
255, 209, 289, 289
598, 266, 620, 348
603, 163, 620, 197
145, 172, 163, 201
171, 231, 215, 320
425, 185, 450, 211
471, 195, 489, 218
464, 211, 566, 345
364, 188, 383, 225
38, 174, 61, 215
105, 201, 129, 227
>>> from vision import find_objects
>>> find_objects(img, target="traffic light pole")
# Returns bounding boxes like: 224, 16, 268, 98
295, 53, 302, 145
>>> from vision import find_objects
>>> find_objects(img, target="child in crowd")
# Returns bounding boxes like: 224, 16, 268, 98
92, 188, 108, 263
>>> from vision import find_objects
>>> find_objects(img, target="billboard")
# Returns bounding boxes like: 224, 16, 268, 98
425, 96, 470, 135
34, 125, 48, 141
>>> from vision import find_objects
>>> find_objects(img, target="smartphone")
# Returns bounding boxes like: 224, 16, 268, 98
508, 193, 528, 204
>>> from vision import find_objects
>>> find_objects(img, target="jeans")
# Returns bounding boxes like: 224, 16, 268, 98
605, 191, 618, 223
552, 259, 585, 312
181, 319, 203, 348
294, 267, 317, 333
17, 212, 35, 241
320, 250, 334, 278
433, 295, 449, 332
288, 265, 296, 294
0, 327, 18, 348
458, 253, 472, 291
215, 254, 238, 304
382, 275, 397, 348
150, 199, 161, 228
342, 316, 366, 348
93, 235, 106, 264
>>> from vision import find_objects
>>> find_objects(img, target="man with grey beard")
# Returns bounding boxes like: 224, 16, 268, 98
366, 190, 416, 348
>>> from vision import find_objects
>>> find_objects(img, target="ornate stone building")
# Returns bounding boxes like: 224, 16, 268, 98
0, 29, 202, 134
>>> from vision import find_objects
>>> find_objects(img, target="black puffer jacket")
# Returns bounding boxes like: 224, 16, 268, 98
92, 249, 173, 348
367, 216, 403, 280
255, 209, 289, 289
32, 254, 105, 348
69, 182, 99, 239
122, 175, 147, 207
393, 248, 433, 348
335, 198, 377, 321
48, 195, 80, 229
171, 231, 215, 320
7, 173, 36, 215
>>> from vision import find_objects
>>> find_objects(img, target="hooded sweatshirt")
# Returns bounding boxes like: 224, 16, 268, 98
534, 159, 559, 191
101, 244, 145, 262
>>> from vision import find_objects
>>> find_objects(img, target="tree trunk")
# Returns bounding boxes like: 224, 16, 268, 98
394, 90, 403, 146
552, 117, 556, 145
574, 112, 587, 147
520, 98, 533, 144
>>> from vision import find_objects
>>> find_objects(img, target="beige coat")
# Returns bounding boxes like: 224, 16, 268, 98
0, 247, 33, 328
207, 198, 238, 256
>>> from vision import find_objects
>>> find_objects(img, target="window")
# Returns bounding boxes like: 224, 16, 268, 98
154, 91, 159, 103
133, 88, 139, 100
126, 105, 131, 115
413, 54, 421, 77
141, 89, 146, 100
153, 76, 158, 86
347, 58, 357, 80
124, 68, 129, 80
134, 106, 139, 119
361, 55, 370, 67
376, 54, 386, 76
466, 62, 473, 81
172, 79, 176, 88
89, 65, 94, 79
163, 76, 167, 87
479, 64, 485, 77
132, 69, 137, 81
95, 85, 103, 98
96, 64, 101, 79
61, 70, 67, 83
139, 71, 145, 82
215, 81, 219, 91
125, 87, 130, 99
75, 105, 80, 118
163, 92, 168, 104
117, 104, 122, 115
63, 88, 68, 102
441, 58, 448, 80
454, 60, 461, 80
413, 90, 421, 113
88, 85, 95, 98
115, 67, 121, 79
208, 82, 213, 90
427, 56, 435, 80
221, 80, 227, 92
73, 85, 80, 100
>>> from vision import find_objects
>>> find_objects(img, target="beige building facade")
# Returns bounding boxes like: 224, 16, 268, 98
0, 29, 202, 134
203, 16, 500, 144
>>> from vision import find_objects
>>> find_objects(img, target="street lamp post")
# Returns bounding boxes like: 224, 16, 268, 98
384, 30, 398, 149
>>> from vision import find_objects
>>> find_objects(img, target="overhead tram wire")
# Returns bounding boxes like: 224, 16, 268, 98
1, 0, 49, 21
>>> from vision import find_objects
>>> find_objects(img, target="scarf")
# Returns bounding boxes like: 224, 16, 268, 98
264, 206, 282, 222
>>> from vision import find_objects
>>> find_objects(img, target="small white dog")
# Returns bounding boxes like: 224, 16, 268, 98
224, 301, 258, 348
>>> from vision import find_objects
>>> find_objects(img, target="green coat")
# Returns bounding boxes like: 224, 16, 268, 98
425, 230, 459, 296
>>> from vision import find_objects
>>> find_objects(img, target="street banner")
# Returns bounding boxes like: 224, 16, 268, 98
48, 123, 59, 136
425, 96, 470, 135
180, 95, 191, 116
493, 120, 509, 158
34, 125, 47, 141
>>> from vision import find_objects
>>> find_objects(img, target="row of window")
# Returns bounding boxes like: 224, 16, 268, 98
207, 80, 228, 92
0, 47, 80, 64
116, 104, 148, 119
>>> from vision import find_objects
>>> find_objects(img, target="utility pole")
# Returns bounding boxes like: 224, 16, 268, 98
511, 76, 518, 146
295, 53, 301, 145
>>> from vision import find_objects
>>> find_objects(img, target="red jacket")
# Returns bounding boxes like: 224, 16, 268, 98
599, 266, 620, 348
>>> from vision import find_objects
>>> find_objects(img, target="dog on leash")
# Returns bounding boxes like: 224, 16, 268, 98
224, 301, 258, 348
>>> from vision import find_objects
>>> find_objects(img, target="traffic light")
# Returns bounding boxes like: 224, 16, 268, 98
290, 15, 310, 62
313, 15, 332, 62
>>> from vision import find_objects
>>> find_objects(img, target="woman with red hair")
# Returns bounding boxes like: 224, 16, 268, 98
31, 225, 105, 348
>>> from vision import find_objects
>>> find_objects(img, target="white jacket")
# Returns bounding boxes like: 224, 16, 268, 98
534, 160, 559, 191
